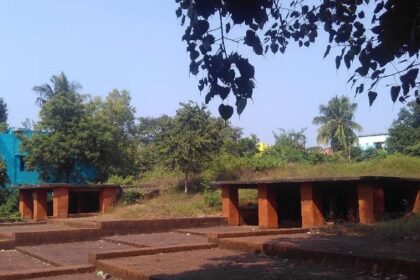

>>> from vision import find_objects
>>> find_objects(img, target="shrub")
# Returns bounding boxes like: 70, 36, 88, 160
107, 175, 136, 185
119, 189, 143, 205
203, 189, 221, 208
0, 188, 20, 221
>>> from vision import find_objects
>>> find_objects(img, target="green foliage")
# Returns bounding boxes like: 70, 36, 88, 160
203, 189, 221, 208
157, 101, 224, 192
120, 189, 143, 205
387, 101, 420, 155
313, 96, 362, 161
0, 158, 8, 186
81, 89, 138, 180
106, 175, 136, 186
0, 188, 20, 221
176, 1, 420, 118
23, 73, 138, 183
0, 97, 8, 124
351, 147, 388, 162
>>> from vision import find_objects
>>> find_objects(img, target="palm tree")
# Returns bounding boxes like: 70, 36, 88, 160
313, 95, 362, 161
33, 72, 82, 107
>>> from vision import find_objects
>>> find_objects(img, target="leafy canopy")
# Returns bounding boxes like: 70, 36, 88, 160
175, 0, 420, 119
386, 101, 420, 155
157, 101, 225, 192
313, 95, 362, 159
23, 73, 138, 182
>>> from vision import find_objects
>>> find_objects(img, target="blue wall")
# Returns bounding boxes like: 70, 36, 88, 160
0, 129, 39, 187
0, 128, 97, 187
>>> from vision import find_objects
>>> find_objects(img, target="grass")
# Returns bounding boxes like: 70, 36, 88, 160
317, 214, 420, 241
235, 154, 420, 181
107, 188, 221, 220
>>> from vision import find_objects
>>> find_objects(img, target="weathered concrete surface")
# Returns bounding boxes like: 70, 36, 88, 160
95, 248, 371, 280
17, 240, 133, 265
104, 232, 209, 248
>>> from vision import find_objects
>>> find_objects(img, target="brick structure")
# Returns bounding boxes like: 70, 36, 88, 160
99, 187, 119, 214
19, 190, 33, 220
258, 184, 278, 229
53, 187, 69, 218
33, 189, 48, 221
221, 185, 240, 226
19, 184, 121, 221
216, 176, 420, 229
300, 183, 324, 228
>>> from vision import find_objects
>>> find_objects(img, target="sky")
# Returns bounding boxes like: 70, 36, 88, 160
0, 0, 404, 146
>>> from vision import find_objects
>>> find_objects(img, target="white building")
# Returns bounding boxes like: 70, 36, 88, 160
358, 134, 388, 150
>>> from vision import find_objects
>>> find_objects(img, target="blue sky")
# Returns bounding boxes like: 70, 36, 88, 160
0, 0, 404, 146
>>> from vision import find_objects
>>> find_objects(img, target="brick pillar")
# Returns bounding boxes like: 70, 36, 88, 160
221, 185, 240, 226
357, 183, 375, 224
258, 184, 278, 229
33, 189, 48, 221
412, 188, 420, 213
99, 188, 118, 214
300, 183, 324, 228
53, 187, 69, 218
19, 190, 33, 220
373, 185, 385, 220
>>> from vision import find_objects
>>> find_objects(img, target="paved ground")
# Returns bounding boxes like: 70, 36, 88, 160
0, 250, 50, 273
28, 273, 100, 280
223, 233, 420, 261
18, 240, 133, 265
97, 248, 374, 280
105, 232, 210, 248
0, 224, 75, 234
177, 225, 263, 235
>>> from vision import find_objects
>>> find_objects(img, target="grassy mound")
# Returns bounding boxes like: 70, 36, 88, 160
234, 154, 420, 181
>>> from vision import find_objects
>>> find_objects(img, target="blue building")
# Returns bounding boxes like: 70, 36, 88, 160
0, 128, 38, 187
0, 128, 96, 187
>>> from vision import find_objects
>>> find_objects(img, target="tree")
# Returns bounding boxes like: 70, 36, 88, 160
23, 73, 139, 182
268, 128, 308, 163
81, 89, 138, 181
33, 72, 82, 107
313, 96, 362, 161
158, 101, 223, 192
0, 98, 7, 124
22, 88, 86, 182
175, 0, 420, 119
386, 101, 420, 155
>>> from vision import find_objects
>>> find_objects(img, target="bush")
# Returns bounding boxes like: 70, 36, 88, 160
119, 189, 143, 205
107, 175, 136, 185
0, 188, 20, 221
203, 189, 221, 208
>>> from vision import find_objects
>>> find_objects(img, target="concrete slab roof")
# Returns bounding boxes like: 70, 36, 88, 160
213, 176, 420, 188
18, 183, 120, 190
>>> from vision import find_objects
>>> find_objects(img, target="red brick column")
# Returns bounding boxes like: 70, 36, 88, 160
300, 183, 324, 228
412, 188, 420, 213
221, 185, 240, 226
258, 184, 278, 229
53, 187, 69, 218
99, 188, 118, 214
19, 190, 33, 220
33, 189, 48, 221
357, 183, 375, 224
373, 185, 385, 220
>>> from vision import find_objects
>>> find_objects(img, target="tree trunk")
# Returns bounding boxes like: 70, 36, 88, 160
184, 173, 189, 193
